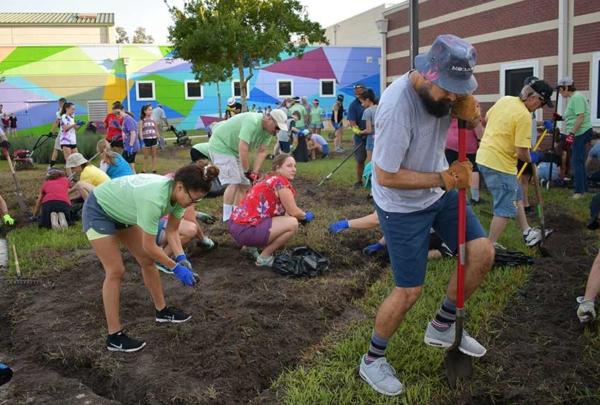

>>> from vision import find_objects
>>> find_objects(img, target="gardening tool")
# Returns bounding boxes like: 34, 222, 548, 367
547, 89, 561, 189
318, 142, 363, 186
444, 119, 472, 389
517, 129, 548, 179
0, 244, 54, 288
2, 146, 31, 217
530, 164, 553, 256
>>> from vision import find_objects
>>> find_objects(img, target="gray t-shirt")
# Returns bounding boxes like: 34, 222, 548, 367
372, 73, 450, 213
362, 105, 376, 135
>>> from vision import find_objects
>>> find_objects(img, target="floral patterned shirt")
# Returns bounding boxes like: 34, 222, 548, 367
230, 175, 295, 225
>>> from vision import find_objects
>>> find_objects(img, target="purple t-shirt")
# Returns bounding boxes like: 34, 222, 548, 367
122, 115, 141, 152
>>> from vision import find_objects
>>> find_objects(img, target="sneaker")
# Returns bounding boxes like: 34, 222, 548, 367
424, 321, 486, 357
57, 212, 68, 229
576, 296, 596, 323
358, 355, 404, 396
256, 255, 274, 267
106, 330, 146, 353
155, 262, 174, 275
156, 306, 191, 323
335, 147, 345, 153
242, 246, 260, 260
50, 212, 60, 230
493, 242, 507, 251
572, 193, 584, 200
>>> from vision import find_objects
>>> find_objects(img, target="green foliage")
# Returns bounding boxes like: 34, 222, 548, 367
6, 132, 104, 164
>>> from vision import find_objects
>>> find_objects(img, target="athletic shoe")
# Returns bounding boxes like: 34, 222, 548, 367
424, 321, 486, 357
57, 212, 68, 229
335, 147, 345, 153
358, 355, 404, 396
154, 262, 174, 275
50, 212, 60, 230
576, 296, 596, 323
156, 306, 191, 323
106, 330, 146, 353
242, 246, 260, 260
256, 255, 274, 267
572, 193, 584, 200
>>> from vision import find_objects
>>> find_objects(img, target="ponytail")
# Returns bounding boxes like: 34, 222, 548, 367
174, 161, 220, 193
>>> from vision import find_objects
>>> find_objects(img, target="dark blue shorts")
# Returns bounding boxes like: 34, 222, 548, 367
376, 190, 486, 288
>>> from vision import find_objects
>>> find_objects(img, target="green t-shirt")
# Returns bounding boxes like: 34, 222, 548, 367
208, 112, 272, 156
94, 174, 184, 235
288, 104, 307, 129
309, 106, 324, 125
192, 142, 210, 158
565, 91, 592, 136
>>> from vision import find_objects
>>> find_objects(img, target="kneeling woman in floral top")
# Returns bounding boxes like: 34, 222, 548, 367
229, 153, 314, 267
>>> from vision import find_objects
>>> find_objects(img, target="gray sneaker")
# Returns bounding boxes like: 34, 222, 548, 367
255, 255, 274, 267
242, 246, 260, 260
359, 355, 403, 396
424, 321, 486, 357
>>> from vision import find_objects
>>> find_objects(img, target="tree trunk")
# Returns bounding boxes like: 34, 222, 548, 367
216, 82, 222, 119
237, 63, 247, 112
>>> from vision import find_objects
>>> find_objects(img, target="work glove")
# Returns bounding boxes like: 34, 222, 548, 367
576, 297, 596, 323
244, 170, 259, 184
566, 133, 575, 146
451, 95, 480, 123
351, 126, 361, 135
196, 211, 216, 224
75, 120, 85, 126
2, 214, 14, 226
440, 160, 473, 190
552, 112, 564, 122
530, 151, 542, 164
172, 263, 198, 286
303, 211, 315, 223
362, 241, 385, 256
543, 119, 554, 132
329, 219, 349, 234
175, 254, 193, 270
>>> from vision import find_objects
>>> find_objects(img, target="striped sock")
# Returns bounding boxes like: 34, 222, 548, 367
365, 331, 388, 364
432, 296, 457, 331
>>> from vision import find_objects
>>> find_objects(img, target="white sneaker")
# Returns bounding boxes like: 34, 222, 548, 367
359, 355, 403, 396
50, 212, 60, 230
57, 212, 68, 229
424, 321, 486, 357
572, 193, 584, 200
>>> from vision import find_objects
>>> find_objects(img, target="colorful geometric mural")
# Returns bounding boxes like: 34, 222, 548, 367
0, 45, 380, 134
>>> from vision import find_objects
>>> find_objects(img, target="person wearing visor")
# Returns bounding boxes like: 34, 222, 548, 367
358, 34, 494, 396
208, 110, 287, 222
477, 76, 554, 248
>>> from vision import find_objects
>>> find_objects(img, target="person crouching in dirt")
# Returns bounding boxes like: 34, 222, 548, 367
476, 77, 554, 249
65, 153, 110, 201
0, 194, 15, 227
83, 164, 219, 352
228, 154, 314, 267
32, 169, 71, 230
208, 110, 287, 222
357, 35, 495, 397
97, 140, 134, 179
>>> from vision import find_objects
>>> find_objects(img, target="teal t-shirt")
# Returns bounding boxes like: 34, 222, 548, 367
288, 104, 307, 129
565, 91, 592, 136
208, 112, 272, 156
309, 106, 324, 125
94, 174, 184, 235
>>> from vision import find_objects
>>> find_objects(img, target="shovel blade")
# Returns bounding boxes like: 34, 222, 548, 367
444, 348, 473, 389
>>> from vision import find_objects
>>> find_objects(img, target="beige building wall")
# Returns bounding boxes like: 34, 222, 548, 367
0, 26, 111, 45
324, 4, 387, 47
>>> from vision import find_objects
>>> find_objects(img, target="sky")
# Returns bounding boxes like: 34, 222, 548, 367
0, 0, 398, 44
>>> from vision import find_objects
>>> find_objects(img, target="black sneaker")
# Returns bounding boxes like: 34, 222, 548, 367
106, 330, 146, 353
155, 306, 191, 323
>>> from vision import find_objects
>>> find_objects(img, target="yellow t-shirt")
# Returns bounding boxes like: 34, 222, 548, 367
476, 96, 532, 175
81, 164, 110, 187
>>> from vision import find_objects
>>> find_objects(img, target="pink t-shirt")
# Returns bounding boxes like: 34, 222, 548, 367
445, 118, 480, 154
41, 177, 71, 205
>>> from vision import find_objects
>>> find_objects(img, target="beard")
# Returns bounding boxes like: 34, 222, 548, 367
416, 84, 452, 118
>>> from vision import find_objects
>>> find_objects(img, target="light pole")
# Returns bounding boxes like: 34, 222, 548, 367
376, 18, 389, 95
123, 57, 131, 112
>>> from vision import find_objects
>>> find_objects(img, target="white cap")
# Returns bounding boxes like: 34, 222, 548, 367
269, 109, 288, 131
227, 97, 237, 106
65, 152, 88, 168
557, 76, 574, 87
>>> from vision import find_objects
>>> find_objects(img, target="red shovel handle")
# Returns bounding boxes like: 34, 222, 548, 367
456, 119, 467, 309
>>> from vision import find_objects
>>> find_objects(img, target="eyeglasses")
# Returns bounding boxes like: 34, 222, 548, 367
185, 187, 203, 204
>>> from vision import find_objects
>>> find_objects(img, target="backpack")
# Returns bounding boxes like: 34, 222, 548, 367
272, 246, 330, 277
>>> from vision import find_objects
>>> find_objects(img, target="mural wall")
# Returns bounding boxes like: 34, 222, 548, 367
0, 45, 380, 134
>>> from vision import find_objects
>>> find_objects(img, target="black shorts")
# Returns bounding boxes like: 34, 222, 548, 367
517, 159, 532, 176
110, 139, 124, 149
444, 149, 479, 173
143, 138, 158, 148
122, 150, 137, 163
190, 148, 209, 162
61, 144, 78, 150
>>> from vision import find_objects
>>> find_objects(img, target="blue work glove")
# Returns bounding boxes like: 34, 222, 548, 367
303, 211, 315, 222
329, 219, 349, 234
175, 254, 193, 270
171, 263, 198, 286
75, 120, 85, 126
530, 151, 542, 164
362, 242, 385, 257
543, 119, 553, 132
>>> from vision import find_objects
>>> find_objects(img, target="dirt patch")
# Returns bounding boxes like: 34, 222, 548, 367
445, 208, 600, 404
0, 179, 382, 404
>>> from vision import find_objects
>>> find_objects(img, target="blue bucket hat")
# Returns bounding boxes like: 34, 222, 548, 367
414, 34, 478, 95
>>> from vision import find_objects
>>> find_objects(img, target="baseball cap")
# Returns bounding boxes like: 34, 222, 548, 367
292, 96, 300, 102
557, 76, 574, 87
269, 109, 288, 131
414, 34, 478, 95
65, 152, 88, 168
353, 83, 365, 89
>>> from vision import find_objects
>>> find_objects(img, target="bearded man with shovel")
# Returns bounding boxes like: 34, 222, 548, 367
358, 35, 495, 396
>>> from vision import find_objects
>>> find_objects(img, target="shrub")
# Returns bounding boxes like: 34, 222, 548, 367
6, 132, 104, 164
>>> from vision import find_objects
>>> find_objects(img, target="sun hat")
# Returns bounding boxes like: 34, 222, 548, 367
414, 34, 478, 95
269, 109, 288, 131
65, 152, 88, 168
524, 76, 554, 108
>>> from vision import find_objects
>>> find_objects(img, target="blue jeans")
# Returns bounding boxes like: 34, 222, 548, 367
478, 164, 523, 218
572, 129, 593, 194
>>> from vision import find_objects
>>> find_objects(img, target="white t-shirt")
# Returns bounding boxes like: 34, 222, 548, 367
310, 134, 328, 146
60, 114, 77, 145
152, 107, 167, 125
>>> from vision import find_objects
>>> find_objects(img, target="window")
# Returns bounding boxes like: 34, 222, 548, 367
320, 79, 336, 97
231, 80, 250, 98
87, 100, 108, 122
592, 52, 600, 126
500, 60, 539, 97
185, 80, 203, 100
136, 80, 155, 101
277, 80, 293, 97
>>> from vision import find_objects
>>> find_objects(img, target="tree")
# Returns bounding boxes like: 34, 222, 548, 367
132, 27, 155, 44
115, 26, 129, 44
166, 0, 327, 111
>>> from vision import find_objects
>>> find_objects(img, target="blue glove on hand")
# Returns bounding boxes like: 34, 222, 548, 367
303, 211, 315, 222
530, 151, 542, 164
175, 254, 193, 270
543, 119, 553, 132
362, 242, 385, 257
172, 263, 197, 286
75, 120, 85, 126
329, 219, 349, 234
